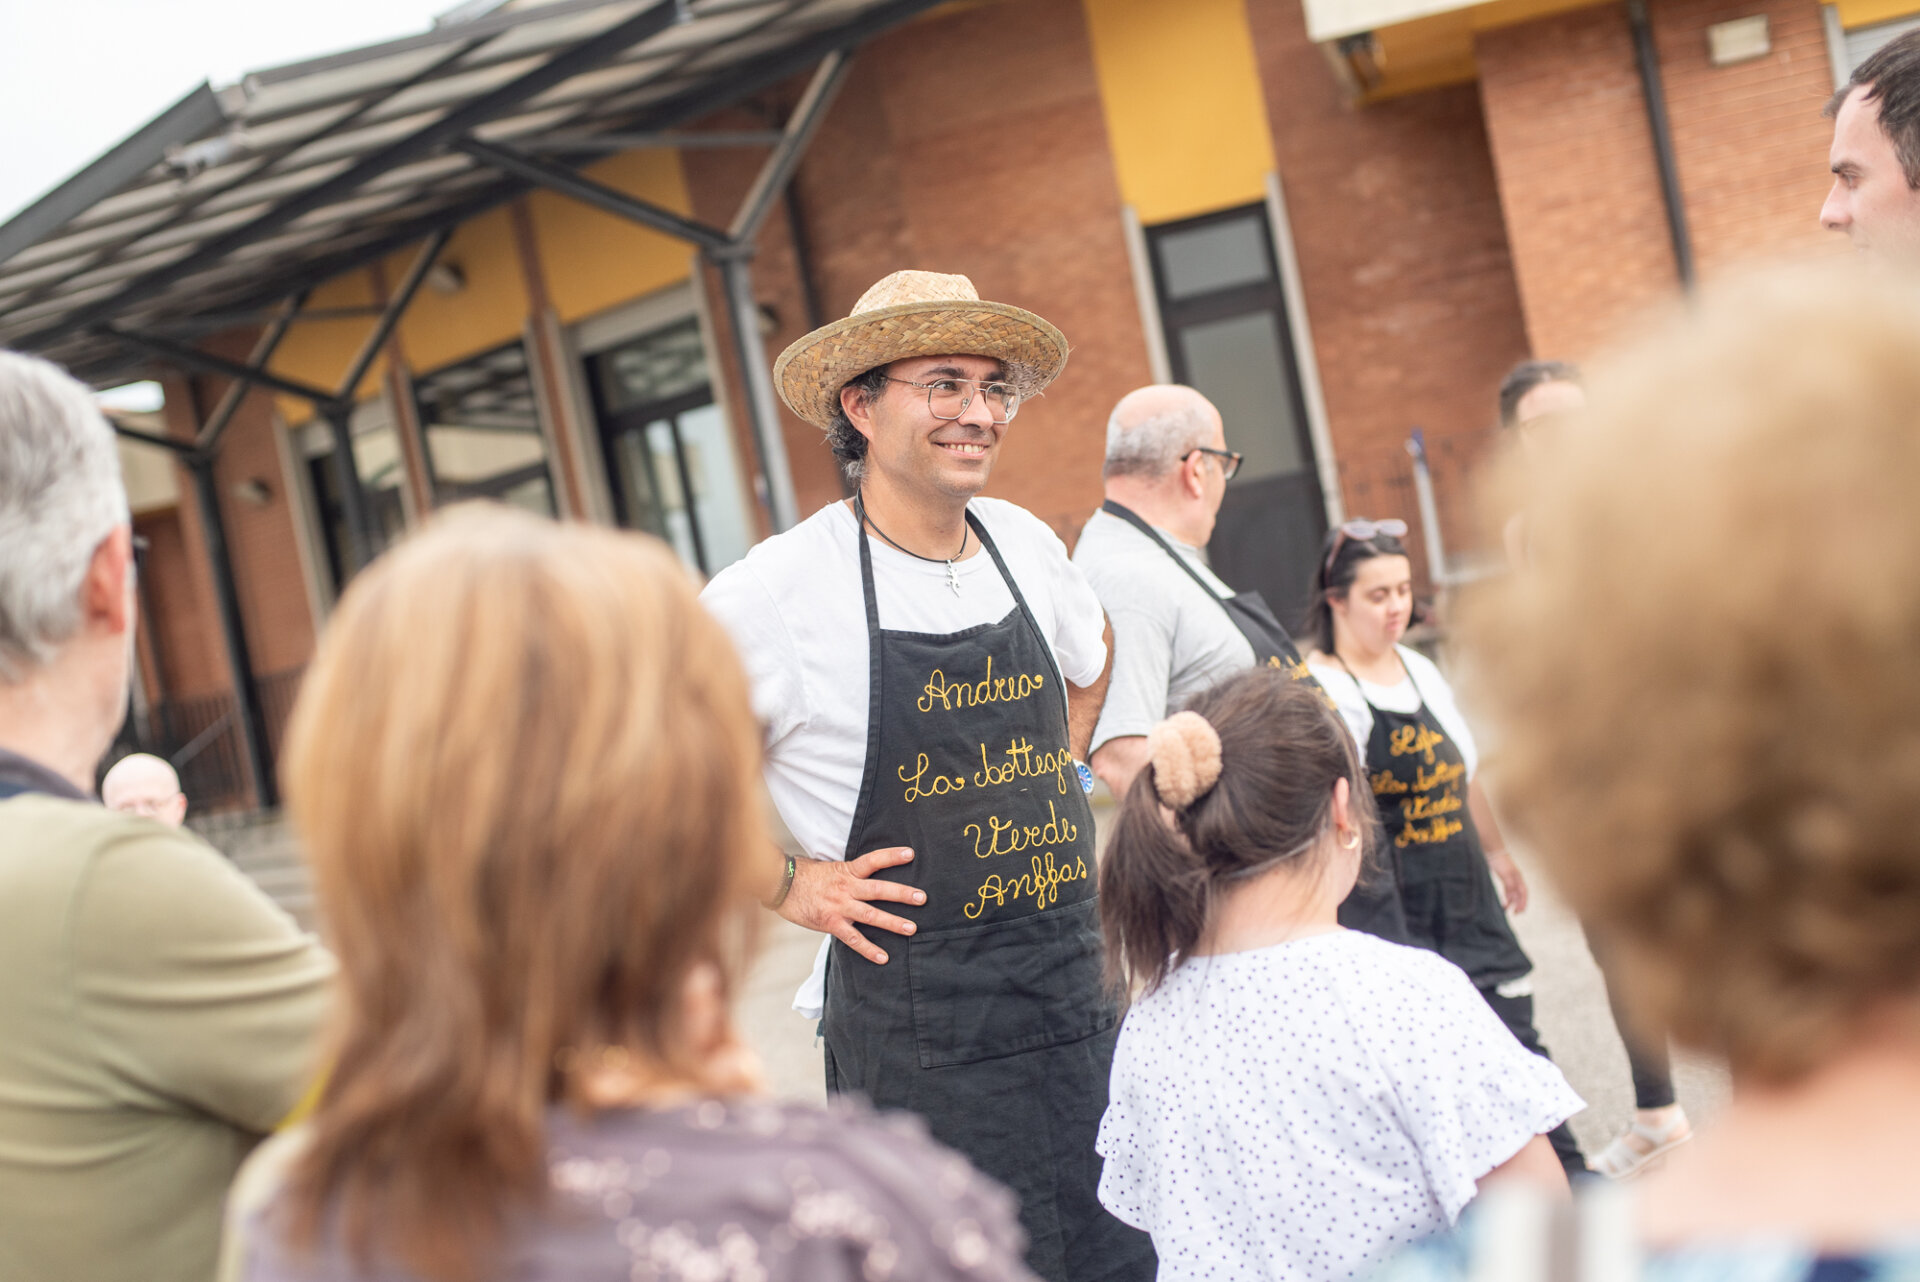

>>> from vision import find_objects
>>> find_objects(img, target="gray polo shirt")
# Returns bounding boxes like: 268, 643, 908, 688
1073, 506, 1255, 755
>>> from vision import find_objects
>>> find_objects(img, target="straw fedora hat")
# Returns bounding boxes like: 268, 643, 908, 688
773, 270, 1069, 429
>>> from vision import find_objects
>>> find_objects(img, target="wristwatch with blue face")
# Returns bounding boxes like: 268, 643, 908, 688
1075, 760, 1095, 795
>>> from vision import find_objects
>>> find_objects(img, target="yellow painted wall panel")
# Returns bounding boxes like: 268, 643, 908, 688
266, 271, 383, 424
1082, 0, 1278, 223
393, 207, 529, 373
255, 148, 694, 419
1835, 0, 1920, 28
532, 147, 698, 324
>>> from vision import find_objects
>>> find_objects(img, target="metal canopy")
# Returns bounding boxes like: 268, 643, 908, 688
0, 0, 942, 383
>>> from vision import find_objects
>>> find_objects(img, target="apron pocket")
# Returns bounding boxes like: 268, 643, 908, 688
905, 897, 1116, 1069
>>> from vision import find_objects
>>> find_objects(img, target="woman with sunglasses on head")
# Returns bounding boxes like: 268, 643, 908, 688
1303, 521, 1587, 1181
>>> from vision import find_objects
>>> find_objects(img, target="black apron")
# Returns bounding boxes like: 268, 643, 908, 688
1346, 659, 1531, 987
1100, 501, 1409, 944
822, 507, 1155, 1282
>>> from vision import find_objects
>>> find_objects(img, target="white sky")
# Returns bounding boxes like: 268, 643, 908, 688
0, 0, 461, 223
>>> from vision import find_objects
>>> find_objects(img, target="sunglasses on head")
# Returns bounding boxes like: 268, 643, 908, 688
1322, 518, 1408, 583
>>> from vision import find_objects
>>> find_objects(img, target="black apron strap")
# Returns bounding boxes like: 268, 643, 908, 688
968, 509, 1070, 692
1101, 499, 1231, 605
847, 498, 890, 858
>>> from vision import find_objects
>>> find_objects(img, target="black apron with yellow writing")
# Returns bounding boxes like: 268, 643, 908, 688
1100, 500, 1410, 945
823, 509, 1155, 1282
1352, 672, 1531, 987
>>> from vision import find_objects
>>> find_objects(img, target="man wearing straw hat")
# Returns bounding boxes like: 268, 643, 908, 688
702, 271, 1152, 1280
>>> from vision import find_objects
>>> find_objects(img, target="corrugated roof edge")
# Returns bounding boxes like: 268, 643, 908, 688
0, 84, 229, 272
243, 0, 656, 89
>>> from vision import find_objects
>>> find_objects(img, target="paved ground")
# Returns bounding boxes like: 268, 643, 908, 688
733, 804, 1731, 1163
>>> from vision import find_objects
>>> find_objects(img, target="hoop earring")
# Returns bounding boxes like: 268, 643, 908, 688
1339, 829, 1361, 851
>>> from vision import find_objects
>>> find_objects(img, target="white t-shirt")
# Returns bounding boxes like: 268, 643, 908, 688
699, 496, 1108, 1017
1096, 930, 1582, 1282
1073, 507, 1254, 755
1308, 646, 1479, 780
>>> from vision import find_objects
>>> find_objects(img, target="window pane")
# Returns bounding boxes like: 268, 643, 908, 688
1155, 214, 1272, 301
595, 318, 708, 412
610, 427, 669, 540
1176, 311, 1304, 482
416, 342, 554, 514
674, 402, 754, 574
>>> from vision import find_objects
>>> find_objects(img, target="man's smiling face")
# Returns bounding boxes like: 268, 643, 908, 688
854, 353, 1012, 502
1822, 86, 1920, 263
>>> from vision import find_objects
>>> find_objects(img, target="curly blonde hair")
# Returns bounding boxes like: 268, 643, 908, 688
1462, 266, 1920, 1085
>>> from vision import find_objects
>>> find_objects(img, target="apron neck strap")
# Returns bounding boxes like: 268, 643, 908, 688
1331, 649, 1421, 715
852, 499, 1069, 696
1100, 499, 1228, 605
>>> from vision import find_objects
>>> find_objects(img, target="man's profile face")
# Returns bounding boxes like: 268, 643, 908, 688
1822, 86, 1920, 263
1195, 404, 1231, 535
853, 353, 1011, 502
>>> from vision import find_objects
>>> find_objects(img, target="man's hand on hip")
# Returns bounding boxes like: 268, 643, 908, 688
779, 847, 923, 964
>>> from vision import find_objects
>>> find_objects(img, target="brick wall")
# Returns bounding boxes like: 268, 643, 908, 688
1248, 0, 1534, 572
1477, 0, 1841, 363
1477, 5, 1680, 362
134, 503, 225, 700
681, 0, 1153, 545
1655, 0, 1841, 273
153, 358, 316, 700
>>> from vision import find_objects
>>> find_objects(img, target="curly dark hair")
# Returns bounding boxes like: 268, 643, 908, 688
824, 366, 892, 482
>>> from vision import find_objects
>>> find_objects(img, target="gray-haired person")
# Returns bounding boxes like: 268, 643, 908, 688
0, 351, 333, 1282
1074, 385, 1411, 949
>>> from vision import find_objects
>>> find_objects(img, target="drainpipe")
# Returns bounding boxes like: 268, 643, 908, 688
1627, 0, 1696, 289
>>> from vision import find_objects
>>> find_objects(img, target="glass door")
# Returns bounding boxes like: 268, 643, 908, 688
587, 318, 753, 578
1147, 204, 1327, 624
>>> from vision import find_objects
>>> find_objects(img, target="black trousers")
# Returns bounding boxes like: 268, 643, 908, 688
1480, 987, 1588, 1181
1592, 946, 1678, 1111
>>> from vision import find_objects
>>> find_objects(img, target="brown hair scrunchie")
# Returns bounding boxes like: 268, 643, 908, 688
1147, 711, 1224, 811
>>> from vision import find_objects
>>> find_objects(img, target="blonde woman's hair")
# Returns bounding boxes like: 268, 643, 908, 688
279, 505, 771, 1281
1462, 266, 1920, 1085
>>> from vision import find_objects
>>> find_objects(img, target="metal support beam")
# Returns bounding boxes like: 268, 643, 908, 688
102, 325, 340, 407
20, 0, 682, 350
185, 453, 276, 809
455, 138, 734, 252
525, 129, 788, 152
337, 227, 450, 402
108, 419, 196, 455
725, 49, 854, 246
712, 253, 798, 532
196, 291, 309, 453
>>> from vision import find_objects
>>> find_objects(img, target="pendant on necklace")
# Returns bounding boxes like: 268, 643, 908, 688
946, 559, 962, 595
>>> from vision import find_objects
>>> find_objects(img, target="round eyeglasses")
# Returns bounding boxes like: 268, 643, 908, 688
884, 376, 1020, 425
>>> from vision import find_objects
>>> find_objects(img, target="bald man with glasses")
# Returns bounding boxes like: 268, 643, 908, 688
1074, 385, 1320, 801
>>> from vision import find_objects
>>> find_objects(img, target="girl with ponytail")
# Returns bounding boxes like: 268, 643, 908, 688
1093, 668, 1580, 1282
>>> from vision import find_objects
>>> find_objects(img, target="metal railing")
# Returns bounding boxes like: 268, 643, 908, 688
107, 665, 306, 815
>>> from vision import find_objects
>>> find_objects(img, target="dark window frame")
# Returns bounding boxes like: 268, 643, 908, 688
584, 319, 724, 576
412, 338, 556, 514
1144, 202, 1318, 487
